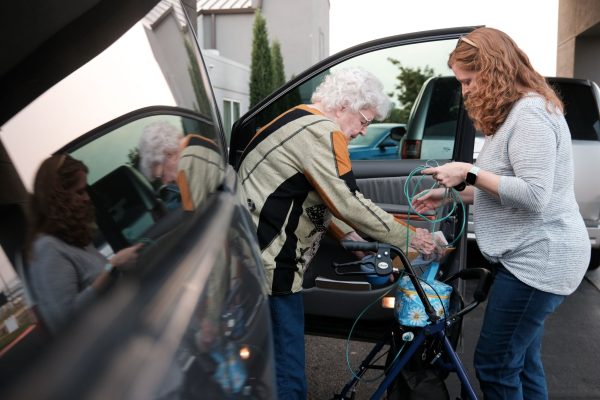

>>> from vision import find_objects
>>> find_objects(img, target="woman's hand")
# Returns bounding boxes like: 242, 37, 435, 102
341, 231, 368, 259
411, 188, 446, 214
110, 243, 144, 271
422, 162, 471, 188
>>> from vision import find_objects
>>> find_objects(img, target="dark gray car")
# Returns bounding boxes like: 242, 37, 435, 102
0, 1, 274, 398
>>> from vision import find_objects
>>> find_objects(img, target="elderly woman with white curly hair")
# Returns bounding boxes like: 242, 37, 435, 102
237, 67, 440, 400
138, 121, 183, 209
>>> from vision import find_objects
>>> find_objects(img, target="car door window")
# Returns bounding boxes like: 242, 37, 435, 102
549, 80, 600, 141
68, 112, 225, 253
230, 37, 460, 166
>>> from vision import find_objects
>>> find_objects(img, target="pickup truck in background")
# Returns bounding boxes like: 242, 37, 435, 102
397, 76, 600, 270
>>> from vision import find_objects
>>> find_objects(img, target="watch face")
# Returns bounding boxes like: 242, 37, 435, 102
466, 172, 477, 185
466, 166, 479, 185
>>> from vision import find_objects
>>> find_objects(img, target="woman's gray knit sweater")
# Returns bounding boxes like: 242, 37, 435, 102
474, 94, 590, 295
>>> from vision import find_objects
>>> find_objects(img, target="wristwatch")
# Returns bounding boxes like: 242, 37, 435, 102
466, 165, 480, 185
104, 262, 119, 277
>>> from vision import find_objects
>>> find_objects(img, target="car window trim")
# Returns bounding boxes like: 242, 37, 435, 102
56, 105, 223, 156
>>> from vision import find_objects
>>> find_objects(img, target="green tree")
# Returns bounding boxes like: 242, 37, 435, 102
386, 58, 437, 123
268, 41, 296, 119
271, 40, 285, 89
250, 10, 273, 107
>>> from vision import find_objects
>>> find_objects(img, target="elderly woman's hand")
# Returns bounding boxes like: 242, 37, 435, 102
410, 228, 436, 256
341, 231, 369, 259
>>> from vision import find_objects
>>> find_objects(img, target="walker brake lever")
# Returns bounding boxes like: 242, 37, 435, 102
332, 260, 362, 268
332, 256, 377, 276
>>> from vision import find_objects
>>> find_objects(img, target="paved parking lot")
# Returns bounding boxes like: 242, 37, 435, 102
307, 271, 600, 399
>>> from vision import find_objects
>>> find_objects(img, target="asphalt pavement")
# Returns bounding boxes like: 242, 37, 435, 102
306, 270, 600, 400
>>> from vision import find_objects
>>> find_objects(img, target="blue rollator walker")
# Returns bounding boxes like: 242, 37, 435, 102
331, 240, 493, 400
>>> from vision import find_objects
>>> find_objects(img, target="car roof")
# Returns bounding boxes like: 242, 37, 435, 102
0, 0, 161, 126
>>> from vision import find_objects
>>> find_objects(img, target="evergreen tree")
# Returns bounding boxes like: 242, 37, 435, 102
271, 40, 286, 89
386, 57, 437, 123
250, 10, 273, 107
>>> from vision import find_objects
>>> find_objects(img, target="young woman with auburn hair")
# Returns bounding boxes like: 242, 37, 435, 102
412, 27, 589, 399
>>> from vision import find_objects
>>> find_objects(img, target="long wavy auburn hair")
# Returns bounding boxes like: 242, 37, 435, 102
27, 154, 95, 254
448, 27, 563, 135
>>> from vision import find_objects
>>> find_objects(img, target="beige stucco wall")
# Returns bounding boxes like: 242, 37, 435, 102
557, 0, 600, 80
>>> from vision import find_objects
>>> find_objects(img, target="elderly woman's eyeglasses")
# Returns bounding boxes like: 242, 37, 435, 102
358, 110, 373, 127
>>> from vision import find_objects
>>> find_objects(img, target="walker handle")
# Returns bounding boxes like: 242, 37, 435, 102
340, 240, 379, 252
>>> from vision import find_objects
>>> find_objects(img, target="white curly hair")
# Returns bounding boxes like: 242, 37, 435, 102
138, 121, 183, 180
310, 67, 391, 120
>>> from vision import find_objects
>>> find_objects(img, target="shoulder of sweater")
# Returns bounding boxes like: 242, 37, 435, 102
33, 234, 64, 250
514, 93, 563, 116
507, 95, 563, 125
33, 234, 91, 257
301, 117, 340, 137
304, 114, 337, 127
513, 93, 547, 110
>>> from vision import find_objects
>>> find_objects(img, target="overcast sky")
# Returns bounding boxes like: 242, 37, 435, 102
329, 0, 559, 76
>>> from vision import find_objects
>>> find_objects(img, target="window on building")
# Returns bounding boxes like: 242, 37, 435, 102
223, 99, 241, 142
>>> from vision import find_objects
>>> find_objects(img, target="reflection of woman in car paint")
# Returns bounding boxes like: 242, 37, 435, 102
26, 154, 142, 334
138, 121, 183, 210
176, 134, 225, 211
413, 28, 590, 400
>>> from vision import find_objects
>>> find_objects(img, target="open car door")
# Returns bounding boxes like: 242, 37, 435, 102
229, 27, 478, 340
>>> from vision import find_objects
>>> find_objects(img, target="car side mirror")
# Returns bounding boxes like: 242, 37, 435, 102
389, 126, 406, 141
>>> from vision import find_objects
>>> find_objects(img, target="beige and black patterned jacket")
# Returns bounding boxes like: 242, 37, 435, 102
238, 105, 416, 295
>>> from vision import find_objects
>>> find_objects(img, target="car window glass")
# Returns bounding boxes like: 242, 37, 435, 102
232, 38, 458, 165
69, 114, 224, 252
416, 77, 461, 160
473, 131, 485, 161
550, 81, 600, 141
349, 125, 389, 147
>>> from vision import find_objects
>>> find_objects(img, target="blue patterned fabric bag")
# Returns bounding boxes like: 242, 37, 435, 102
394, 271, 453, 327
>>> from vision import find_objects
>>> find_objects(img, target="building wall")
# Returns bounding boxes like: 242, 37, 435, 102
262, 0, 329, 80
198, 0, 330, 80
208, 13, 255, 65
196, 0, 329, 140
557, 0, 600, 83
202, 50, 250, 142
